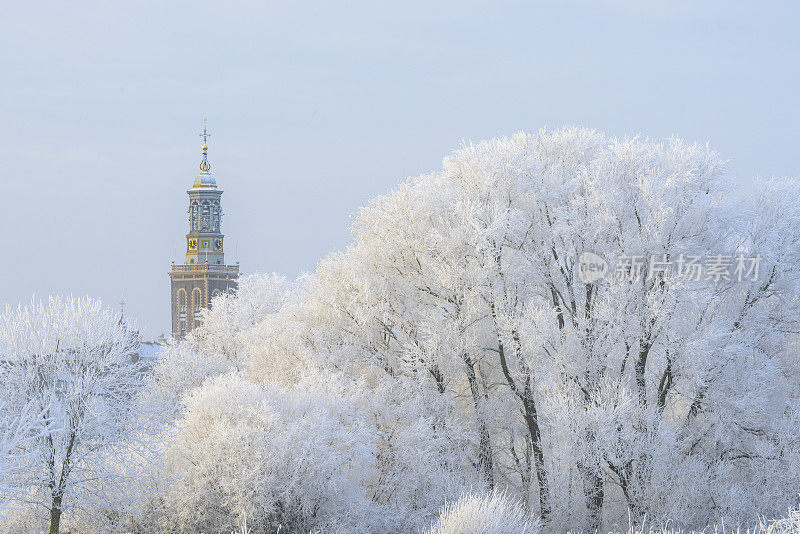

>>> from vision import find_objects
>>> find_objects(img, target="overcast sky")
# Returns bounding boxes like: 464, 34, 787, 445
1, 1, 798, 336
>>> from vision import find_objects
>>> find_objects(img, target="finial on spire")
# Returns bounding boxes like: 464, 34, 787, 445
200, 117, 211, 146
199, 119, 211, 173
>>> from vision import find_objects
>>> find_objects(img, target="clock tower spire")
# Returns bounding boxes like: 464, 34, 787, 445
168, 122, 239, 338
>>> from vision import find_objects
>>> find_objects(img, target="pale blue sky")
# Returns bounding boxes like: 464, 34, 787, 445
1, 1, 798, 336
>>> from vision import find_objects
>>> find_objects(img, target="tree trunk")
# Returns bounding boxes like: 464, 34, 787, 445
635, 341, 651, 406
520, 395, 551, 520
578, 382, 605, 530
491, 301, 551, 520
463, 354, 494, 488
579, 460, 604, 532
49, 432, 76, 534
607, 459, 640, 523
49, 493, 63, 534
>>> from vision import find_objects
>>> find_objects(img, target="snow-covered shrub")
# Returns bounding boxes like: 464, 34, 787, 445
425, 491, 540, 534
155, 371, 381, 533
149, 369, 479, 533
143, 341, 236, 420
145, 273, 300, 419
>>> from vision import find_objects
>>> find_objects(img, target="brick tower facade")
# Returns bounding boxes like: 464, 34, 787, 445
169, 123, 238, 338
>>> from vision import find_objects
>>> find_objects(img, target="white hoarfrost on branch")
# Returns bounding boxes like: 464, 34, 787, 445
0, 400, 46, 519
144, 273, 304, 416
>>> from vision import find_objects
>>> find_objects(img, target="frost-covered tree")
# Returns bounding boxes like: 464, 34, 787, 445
190, 272, 294, 367
273, 127, 800, 529
0, 296, 147, 534
139, 126, 800, 532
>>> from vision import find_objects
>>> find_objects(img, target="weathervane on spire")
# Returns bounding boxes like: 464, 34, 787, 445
200, 118, 211, 146
199, 118, 211, 172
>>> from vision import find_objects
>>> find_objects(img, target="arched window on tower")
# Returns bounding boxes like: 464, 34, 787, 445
201, 201, 211, 231
190, 201, 199, 231
178, 289, 186, 314
211, 202, 220, 232
192, 288, 202, 314
178, 289, 187, 337
192, 288, 203, 328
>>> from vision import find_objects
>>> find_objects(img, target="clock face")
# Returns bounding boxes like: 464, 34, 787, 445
188, 239, 198, 250
214, 239, 222, 250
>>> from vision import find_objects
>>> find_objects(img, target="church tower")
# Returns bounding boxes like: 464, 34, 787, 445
169, 122, 239, 338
